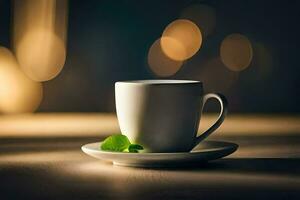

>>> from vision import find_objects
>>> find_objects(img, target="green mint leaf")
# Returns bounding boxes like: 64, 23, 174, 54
100, 134, 131, 152
127, 144, 144, 153
128, 149, 138, 153
100, 134, 144, 153
128, 144, 144, 151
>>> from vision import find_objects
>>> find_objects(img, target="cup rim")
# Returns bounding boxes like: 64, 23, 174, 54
116, 79, 202, 85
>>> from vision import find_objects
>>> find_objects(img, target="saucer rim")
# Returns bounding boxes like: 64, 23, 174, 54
81, 140, 239, 156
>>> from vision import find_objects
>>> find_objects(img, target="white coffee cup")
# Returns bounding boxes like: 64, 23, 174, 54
115, 80, 227, 152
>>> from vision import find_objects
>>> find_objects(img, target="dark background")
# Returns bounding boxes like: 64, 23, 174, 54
0, 0, 299, 113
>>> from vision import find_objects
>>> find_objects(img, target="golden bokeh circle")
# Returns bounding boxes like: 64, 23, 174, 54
161, 19, 202, 61
183, 58, 238, 92
220, 33, 253, 71
0, 47, 43, 114
180, 4, 216, 38
148, 37, 183, 77
16, 29, 66, 82
244, 43, 273, 82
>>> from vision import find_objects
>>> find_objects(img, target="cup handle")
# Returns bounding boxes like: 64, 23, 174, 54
194, 93, 228, 147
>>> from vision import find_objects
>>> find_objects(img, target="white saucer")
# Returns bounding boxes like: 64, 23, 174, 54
81, 140, 238, 167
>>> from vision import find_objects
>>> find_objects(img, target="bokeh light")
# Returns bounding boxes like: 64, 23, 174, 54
249, 43, 273, 81
16, 29, 66, 82
148, 38, 183, 77
0, 47, 43, 114
180, 4, 216, 38
184, 58, 239, 92
220, 33, 253, 71
13, 0, 68, 82
161, 19, 202, 61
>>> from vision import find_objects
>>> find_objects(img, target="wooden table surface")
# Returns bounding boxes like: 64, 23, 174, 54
0, 113, 299, 200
